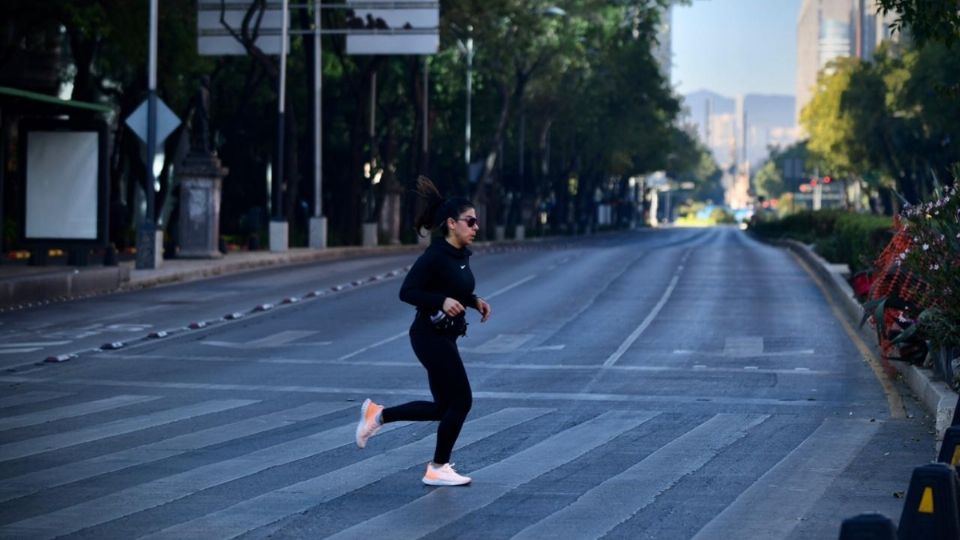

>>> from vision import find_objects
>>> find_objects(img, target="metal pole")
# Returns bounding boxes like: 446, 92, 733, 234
146, 0, 158, 225
134, 0, 160, 270
422, 57, 428, 154
313, 0, 322, 219
274, 0, 289, 221
465, 29, 473, 183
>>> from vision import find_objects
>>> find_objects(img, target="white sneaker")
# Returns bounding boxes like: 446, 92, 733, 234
355, 398, 383, 449
422, 462, 472, 486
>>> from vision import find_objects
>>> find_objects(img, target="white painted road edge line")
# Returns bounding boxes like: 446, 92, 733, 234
603, 251, 689, 368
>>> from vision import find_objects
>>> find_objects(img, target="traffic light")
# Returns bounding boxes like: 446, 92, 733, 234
823, 175, 832, 184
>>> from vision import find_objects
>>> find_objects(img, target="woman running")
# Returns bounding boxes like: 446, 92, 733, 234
355, 176, 491, 486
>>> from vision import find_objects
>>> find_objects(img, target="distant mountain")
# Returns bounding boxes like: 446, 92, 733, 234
682, 90, 735, 125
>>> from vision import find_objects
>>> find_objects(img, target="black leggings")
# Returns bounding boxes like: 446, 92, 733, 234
380, 325, 473, 464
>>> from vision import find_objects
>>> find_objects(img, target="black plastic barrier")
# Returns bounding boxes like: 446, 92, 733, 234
838, 513, 896, 539
897, 463, 960, 539
937, 426, 960, 466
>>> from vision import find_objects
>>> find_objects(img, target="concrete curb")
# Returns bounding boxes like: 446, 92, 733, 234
120, 245, 425, 291
0, 265, 130, 309
775, 237, 957, 438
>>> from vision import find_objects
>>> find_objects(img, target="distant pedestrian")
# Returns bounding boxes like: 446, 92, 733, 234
355, 176, 491, 486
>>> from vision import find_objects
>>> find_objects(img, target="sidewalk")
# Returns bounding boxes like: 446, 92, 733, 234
0, 244, 425, 310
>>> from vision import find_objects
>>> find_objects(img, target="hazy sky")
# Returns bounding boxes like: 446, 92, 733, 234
670, 0, 804, 98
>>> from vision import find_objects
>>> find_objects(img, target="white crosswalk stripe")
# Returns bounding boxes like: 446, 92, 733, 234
0, 399, 257, 463
327, 410, 660, 540
1, 409, 406, 538
511, 413, 769, 539
691, 417, 880, 540
0, 395, 159, 431
143, 408, 552, 540
0, 401, 351, 504
0, 393, 882, 540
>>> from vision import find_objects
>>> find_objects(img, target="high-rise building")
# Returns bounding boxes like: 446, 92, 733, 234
795, 0, 901, 122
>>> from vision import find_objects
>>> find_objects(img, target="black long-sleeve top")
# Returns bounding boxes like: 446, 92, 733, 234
399, 237, 479, 315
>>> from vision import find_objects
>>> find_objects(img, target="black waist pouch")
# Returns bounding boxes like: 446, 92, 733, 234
428, 311, 468, 337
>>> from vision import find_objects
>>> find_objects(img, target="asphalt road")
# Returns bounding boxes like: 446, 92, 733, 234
0, 227, 936, 539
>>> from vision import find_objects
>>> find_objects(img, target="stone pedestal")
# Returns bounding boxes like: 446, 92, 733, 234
178, 152, 227, 258
309, 216, 327, 249
514, 225, 525, 241
495, 225, 505, 241
362, 222, 378, 247
135, 223, 164, 269
269, 220, 289, 252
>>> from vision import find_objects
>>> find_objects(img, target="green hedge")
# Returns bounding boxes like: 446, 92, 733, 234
750, 210, 893, 272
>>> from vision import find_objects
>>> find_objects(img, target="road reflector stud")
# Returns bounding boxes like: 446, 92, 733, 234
101, 342, 125, 350
837, 513, 896, 540
897, 463, 960, 539
45, 354, 76, 363
189, 322, 207, 329
937, 426, 960, 466
254, 304, 273, 312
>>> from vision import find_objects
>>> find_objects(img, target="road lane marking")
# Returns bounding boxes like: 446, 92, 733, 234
326, 410, 658, 540
0, 376, 840, 406
673, 349, 816, 357
0, 416, 406, 538
0, 395, 159, 431
138, 408, 552, 540
485, 274, 537, 299
460, 333, 536, 354
0, 401, 351, 504
337, 331, 408, 361
201, 330, 323, 349
603, 250, 691, 368
691, 418, 879, 539
0, 399, 256, 463
723, 337, 764, 356
512, 413, 768, 539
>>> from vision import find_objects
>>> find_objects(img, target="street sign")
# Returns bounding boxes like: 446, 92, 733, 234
346, 0, 439, 55
197, 1, 287, 56
124, 98, 181, 146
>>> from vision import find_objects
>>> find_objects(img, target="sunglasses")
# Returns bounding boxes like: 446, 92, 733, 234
456, 217, 479, 228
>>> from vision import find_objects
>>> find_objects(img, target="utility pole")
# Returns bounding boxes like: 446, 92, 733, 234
135, 0, 162, 269
269, 0, 290, 252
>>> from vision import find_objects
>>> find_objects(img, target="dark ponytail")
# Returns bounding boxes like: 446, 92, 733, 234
412, 176, 475, 237
413, 176, 444, 235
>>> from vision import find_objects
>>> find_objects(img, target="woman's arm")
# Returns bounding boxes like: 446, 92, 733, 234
398, 253, 446, 310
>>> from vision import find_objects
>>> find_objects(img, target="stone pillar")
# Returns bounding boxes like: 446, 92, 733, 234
362, 222, 378, 246
177, 152, 227, 258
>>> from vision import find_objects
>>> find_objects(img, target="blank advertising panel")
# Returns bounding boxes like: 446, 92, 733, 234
25, 131, 99, 240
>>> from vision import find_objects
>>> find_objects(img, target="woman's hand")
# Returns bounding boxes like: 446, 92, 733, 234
476, 298, 492, 322
442, 297, 465, 317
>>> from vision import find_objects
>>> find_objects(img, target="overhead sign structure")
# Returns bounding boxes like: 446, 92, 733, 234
197, 1, 287, 56
346, 0, 439, 55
